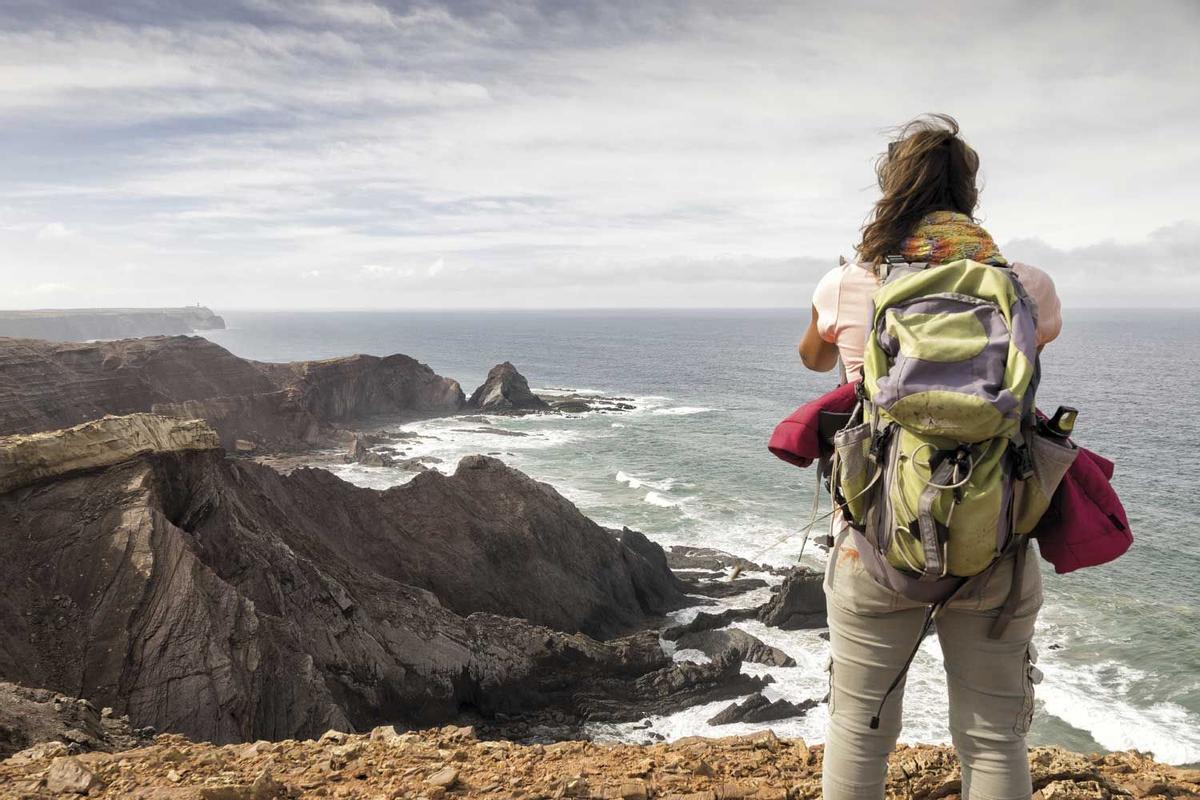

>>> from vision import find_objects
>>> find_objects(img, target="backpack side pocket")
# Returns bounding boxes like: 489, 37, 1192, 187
1015, 430, 1078, 534
832, 422, 874, 527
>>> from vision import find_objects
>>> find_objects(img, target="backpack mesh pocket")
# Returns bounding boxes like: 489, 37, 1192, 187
832, 422, 874, 526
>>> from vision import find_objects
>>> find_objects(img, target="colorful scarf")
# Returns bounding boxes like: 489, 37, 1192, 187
900, 210, 1007, 266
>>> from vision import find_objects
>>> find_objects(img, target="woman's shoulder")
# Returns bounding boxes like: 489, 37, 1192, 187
1008, 261, 1060, 305
816, 259, 878, 291
1008, 261, 1063, 343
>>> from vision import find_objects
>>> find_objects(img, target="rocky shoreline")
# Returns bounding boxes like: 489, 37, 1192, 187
0, 331, 1186, 795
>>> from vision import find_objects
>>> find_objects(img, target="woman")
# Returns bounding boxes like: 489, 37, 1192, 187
799, 115, 1062, 800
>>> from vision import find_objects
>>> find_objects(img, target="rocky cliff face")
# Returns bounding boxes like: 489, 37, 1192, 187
0, 443, 713, 744
0, 336, 465, 450
0, 306, 225, 341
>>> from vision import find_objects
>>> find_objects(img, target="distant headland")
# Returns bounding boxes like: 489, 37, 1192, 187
0, 306, 225, 341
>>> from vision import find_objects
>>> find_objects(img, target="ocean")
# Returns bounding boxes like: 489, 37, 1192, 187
202, 308, 1200, 765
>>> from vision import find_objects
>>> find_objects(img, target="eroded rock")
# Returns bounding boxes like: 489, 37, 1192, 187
467, 362, 549, 413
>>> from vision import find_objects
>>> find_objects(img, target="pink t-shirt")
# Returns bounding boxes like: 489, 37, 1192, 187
812, 261, 1063, 381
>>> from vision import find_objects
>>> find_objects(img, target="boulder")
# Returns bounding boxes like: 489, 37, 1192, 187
45, 756, 103, 794
344, 433, 393, 467
467, 362, 550, 413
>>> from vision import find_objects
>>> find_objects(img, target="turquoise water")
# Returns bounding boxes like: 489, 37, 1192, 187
202, 308, 1200, 764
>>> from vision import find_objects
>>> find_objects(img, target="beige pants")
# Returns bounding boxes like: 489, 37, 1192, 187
822, 528, 1044, 800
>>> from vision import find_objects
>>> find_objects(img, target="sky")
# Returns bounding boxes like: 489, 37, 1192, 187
1, 0, 1198, 310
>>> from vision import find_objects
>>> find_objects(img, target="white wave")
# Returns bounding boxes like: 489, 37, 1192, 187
535, 386, 607, 397
610, 422, 626, 428
672, 648, 711, 665
1038, 659, 1200, 765
651, 406, 714, 416
616, 471, 679, 492
643, 491, 682, 508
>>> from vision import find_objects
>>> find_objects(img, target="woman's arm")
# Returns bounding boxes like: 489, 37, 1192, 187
799, 304, 839, 372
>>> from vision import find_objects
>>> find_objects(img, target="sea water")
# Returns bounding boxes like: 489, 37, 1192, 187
202, 308, 1200, 765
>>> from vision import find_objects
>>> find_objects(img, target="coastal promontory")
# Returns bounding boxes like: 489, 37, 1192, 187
0, 306, 225, 341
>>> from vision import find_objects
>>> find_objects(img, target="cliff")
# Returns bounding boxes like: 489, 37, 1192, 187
0, 306, 224, 341
0, 336, 465, 450
2, 726, 1195, 800
0, 433, 767, 745
0, 414, 219, 494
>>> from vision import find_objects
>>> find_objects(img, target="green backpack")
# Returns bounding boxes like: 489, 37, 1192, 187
831, 257, 1075, 604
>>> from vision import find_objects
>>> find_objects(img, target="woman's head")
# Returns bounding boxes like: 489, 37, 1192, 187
856, 114, 980, 265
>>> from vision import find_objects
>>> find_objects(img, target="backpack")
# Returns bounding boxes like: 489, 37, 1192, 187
830, 257, 1077, 608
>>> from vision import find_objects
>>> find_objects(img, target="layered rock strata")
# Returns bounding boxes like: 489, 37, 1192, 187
0, 432, 728, 744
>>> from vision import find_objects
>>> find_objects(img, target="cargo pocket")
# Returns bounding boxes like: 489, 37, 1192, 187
832, 422, 874, 526
1015, 643, 1043, 736
1014, 430, 1078, 534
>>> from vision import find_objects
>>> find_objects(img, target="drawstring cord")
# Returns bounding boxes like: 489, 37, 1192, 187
867, 573, 969, 730
868, 602, 939, 730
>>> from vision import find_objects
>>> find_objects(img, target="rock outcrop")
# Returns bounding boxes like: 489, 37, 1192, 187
468, 362, 549, 413
674, 628, 796, 668
0, 414, 219, 494
0, 306, 224, 341
707, 692, 817, 725
2, 726, 1193, 800
0, 442, 700, 744
756, 567, 827, 630
0, 336, 465, 450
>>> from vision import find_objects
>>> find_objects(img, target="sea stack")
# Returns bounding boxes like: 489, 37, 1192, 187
468, 362, 550, 413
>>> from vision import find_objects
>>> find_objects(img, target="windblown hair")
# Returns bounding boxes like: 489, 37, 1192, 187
856, 114, 980, 266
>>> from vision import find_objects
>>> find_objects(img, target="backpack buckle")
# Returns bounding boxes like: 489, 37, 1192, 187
1012, 443, 1035, 480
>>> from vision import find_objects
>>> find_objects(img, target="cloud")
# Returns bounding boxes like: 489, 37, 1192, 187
0, 1, 1197, 309
1004, 222, 1200, 307
35, 222, 72, 239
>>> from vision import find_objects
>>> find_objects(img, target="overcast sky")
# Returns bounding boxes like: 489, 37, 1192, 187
1, 0, 1198, 310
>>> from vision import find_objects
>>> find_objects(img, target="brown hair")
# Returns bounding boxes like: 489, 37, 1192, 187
856, 114, 980, 266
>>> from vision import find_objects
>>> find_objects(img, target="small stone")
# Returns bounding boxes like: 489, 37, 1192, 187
426, 766, 460, 788
616, 780, 648, 800
168, 768, 183, 782
46, 756, 103, 794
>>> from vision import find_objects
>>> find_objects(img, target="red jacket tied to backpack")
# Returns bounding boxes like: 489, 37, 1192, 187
768, 384, 1132, 574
